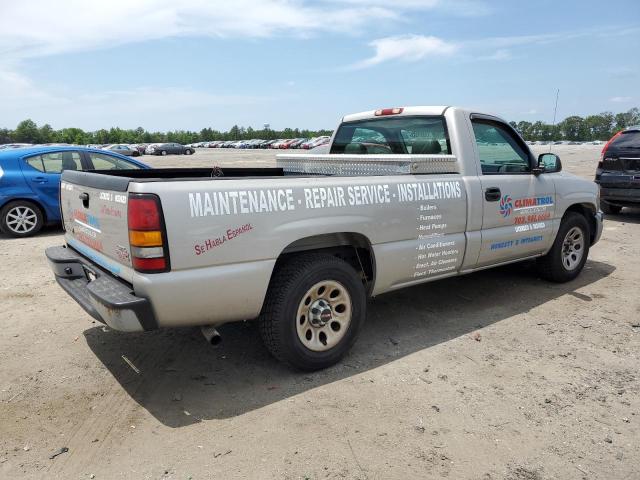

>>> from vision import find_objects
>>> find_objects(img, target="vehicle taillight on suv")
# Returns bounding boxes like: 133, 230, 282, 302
127, 194, 170, 273
601, 131, 623, 158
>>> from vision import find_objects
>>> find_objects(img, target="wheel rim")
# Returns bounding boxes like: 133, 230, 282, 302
161, 151, 167, 156
5, 206, 38, 234
562, 226, 584, 271
296, 280, 352, 352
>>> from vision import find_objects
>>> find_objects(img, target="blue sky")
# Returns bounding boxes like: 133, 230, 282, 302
0, 0, 638, 131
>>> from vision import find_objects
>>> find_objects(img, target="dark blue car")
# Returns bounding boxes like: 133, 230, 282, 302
0, 146, 149, 237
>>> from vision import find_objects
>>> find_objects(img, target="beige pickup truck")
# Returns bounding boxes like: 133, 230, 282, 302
46, 106, 603, 370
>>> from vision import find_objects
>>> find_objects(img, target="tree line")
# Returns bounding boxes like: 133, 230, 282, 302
508, 108, 639, 141
0, 121, 334, 146
1, 108, 638, 145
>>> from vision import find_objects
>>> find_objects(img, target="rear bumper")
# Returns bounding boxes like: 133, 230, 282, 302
45, 245, 157, 332
599, 186, 640, 206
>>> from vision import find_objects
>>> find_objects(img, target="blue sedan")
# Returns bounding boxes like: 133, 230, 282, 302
0, 146, 149, 237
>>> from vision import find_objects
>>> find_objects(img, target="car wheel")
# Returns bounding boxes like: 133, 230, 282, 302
132, 151, 140, 157
601, 201, 622, 215
1, 200, 44, 237
185, 149, 192, 155
259, 253, 367, 371
536, 212, 590, 283
161, 150, 167, 156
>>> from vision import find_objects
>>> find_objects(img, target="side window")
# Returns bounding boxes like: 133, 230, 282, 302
25, 156, 45, 172
472, 120, 531, 174
88, 152, 141, 170
25, 152, 81, 173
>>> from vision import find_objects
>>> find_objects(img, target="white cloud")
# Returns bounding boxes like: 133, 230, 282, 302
610, 96, 632, 103
0, 0, 438, 60
352, 34, 458, 69
477, 49, 512, 61
353, 26, 639, 69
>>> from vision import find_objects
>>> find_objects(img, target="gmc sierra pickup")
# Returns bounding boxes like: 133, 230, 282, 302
46, 106, 603, 370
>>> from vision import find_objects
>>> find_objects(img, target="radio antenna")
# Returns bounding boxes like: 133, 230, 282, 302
550, 88, 559, 152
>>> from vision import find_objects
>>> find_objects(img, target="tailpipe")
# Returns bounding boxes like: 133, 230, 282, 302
201, 325, 222, 346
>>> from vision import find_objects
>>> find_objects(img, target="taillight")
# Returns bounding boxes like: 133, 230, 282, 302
128, 194, 170, 273
375, 107, 404, 116
601, 131, 622, 158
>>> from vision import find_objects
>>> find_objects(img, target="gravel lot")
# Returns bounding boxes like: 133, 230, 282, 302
1, 145, 639, 479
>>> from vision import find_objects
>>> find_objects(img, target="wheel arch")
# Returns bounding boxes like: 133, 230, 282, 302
274, 232, 376, 295
562, 202, 597, 245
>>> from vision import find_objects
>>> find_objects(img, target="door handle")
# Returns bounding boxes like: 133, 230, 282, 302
485, 187, 501, 202
32, 176, 48, 184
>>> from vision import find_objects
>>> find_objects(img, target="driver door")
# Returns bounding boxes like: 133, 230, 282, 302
473, 118, 556, 267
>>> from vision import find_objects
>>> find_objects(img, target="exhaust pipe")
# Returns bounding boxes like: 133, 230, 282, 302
201, 325, 222, 346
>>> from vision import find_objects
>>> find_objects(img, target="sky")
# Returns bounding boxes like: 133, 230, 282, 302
0, 0, 638, 132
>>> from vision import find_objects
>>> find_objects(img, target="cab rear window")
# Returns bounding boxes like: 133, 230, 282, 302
330, 116, 451, 155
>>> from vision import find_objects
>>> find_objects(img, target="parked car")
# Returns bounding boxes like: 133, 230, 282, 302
260, 140, 278, 149
46, 105, 602, 370
102, 144, 140, 157
146, 143, 194, 156
130, 144, 148, 155
0, 147, 149, 237
302, 136, 331, 149
595, 125, 640, 214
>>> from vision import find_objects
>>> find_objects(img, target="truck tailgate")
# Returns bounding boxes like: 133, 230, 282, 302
60, 171, 135, 283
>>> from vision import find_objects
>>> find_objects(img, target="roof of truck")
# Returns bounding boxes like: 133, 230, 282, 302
342, 106, 450, 123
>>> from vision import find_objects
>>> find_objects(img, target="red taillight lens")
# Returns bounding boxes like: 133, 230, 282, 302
132, 257, 166, 271
128, 197, 161, 230
375, 107, 404, 116
128, 194, 169, 273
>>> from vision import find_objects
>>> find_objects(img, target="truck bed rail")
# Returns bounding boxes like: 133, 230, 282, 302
277, 154, 459, 176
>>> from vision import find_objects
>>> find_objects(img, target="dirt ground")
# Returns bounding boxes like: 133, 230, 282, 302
1, 145, 639, 480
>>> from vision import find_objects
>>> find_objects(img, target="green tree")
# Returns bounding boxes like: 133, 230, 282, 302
15, 119, 39, 143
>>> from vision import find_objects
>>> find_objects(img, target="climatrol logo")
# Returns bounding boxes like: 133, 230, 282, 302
499, 194, 513, 217
499, 194, 554, 218
514, 196, 553, 209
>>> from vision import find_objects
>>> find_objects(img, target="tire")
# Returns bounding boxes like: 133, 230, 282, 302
185, 149, 192, 155
601, 201, 622, 215
161, 150, 167, 156
0, 200, 44, 237
537, 212, 590, 283
132, 151, 140, 157
259, 253, 367, 371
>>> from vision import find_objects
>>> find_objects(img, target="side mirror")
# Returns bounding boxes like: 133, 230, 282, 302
537, 153, 562, 173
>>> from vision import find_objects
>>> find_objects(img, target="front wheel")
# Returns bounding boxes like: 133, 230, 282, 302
160, 150, 167, 156
259, 254, 367, 371
184, 149, 193, 155
537, 212, 590, 283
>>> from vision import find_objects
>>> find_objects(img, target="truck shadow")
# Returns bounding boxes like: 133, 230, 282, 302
84, 259, 614, 428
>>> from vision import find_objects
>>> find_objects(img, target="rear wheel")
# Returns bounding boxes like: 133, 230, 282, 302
259, 254, 366, 371
601, 201, 622, 215
1, 201, 44, 237
537, 212, 590, 283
